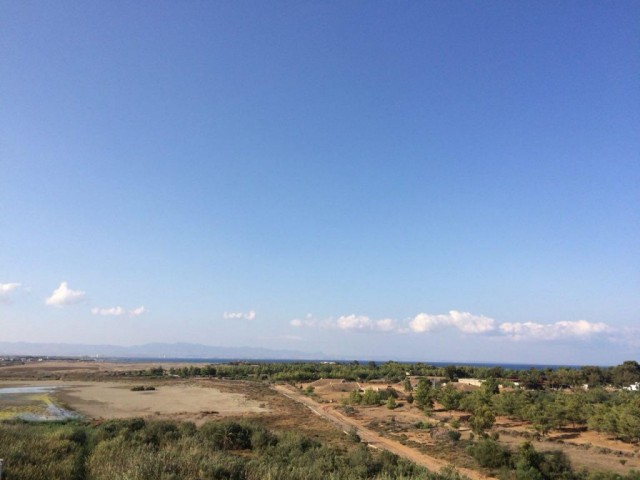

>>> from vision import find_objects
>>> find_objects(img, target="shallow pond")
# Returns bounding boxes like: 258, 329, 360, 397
0, 385, 81, 421
0, 386, 59, 395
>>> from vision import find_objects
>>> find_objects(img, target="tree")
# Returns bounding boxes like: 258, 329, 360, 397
362, 388, 381, 405
520, 369, 544, 390
444, 365, 459, 382
460, 390, 490, 413
560, 393, 586, 428
414, 378, 435, 411
527, 403, 554, 436
514, 441, 544, 479
482, 378, 500, 396
612, 361, 640, 387
439, 384, 463, 412
493, 391, 525, 418
348, 389, 362, 405
347, 426, 361, 443
468, 437, 511, 468
386, 396, 397, 410
469, 405, 495, 436
617, 400, 640, 443
403, 378, 413, 392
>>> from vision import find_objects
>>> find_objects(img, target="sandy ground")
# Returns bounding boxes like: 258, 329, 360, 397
60, 382, 268, 421
0, 380, 268, 424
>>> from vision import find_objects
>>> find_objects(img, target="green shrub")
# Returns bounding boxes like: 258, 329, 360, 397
468, 437, 512, 468
199, 420, 253, 450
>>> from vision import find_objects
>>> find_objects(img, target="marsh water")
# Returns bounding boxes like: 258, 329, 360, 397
0, 385, 80, 420
0, 386, 58, 395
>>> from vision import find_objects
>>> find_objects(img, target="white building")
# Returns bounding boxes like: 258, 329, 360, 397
458, 378, 483, 387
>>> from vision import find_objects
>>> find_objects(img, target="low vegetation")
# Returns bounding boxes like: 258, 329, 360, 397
0, 418, 462, 480
130, 385, 156, 392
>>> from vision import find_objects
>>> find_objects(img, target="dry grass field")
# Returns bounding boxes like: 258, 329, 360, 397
0, 360, 349, 446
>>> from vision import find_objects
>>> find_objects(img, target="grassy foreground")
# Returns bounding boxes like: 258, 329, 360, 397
0, 418, 462, 480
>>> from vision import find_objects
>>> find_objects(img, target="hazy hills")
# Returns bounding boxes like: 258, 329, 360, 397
0, 341, 324, 360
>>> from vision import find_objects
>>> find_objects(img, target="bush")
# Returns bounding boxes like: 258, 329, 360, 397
468, 437, 512, 468
130, 385, 156, 391
347, 426, 361, 443
199, 420, 253, 450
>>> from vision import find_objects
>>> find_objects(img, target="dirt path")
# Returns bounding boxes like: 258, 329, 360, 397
273, 384, 490, 480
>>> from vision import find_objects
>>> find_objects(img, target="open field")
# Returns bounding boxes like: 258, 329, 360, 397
0, 380, 268, 425
0, 360, 349, 446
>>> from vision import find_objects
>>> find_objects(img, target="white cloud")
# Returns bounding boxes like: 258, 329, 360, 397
224, 310, 256, 320
498, 320, 609, 341
336, 315, 373, 330
376, 318, 397, 332
290, 314, 318, 328
336, 315, 397, 332
92, 306, 125, 316
410, 310, 496, 334
91, 305, 146, 317
129, 306, 146, 317
290, 314, 396, 332
0, 283, 21, 303
45, 282, 86, 307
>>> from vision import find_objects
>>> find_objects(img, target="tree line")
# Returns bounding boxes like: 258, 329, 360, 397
126, 360, 640, 390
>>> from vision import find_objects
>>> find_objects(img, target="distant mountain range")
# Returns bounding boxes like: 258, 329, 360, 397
0, 341, 326, 360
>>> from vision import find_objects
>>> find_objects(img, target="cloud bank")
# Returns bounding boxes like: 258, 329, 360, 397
45, 282, 86, 307
290, 309, 618, 343
0, 283, 21, 304
224, 310, 256, 320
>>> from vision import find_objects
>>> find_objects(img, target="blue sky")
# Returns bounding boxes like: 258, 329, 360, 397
1, 1, 638, 365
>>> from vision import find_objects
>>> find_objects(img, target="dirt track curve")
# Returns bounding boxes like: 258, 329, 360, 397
273, 384, 490, 480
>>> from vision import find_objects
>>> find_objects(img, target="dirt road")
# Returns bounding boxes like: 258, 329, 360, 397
273, 384, 490, 480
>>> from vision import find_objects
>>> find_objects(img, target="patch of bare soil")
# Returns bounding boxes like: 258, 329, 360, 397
497, 430, 640, 474
62, 382, 267, 424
